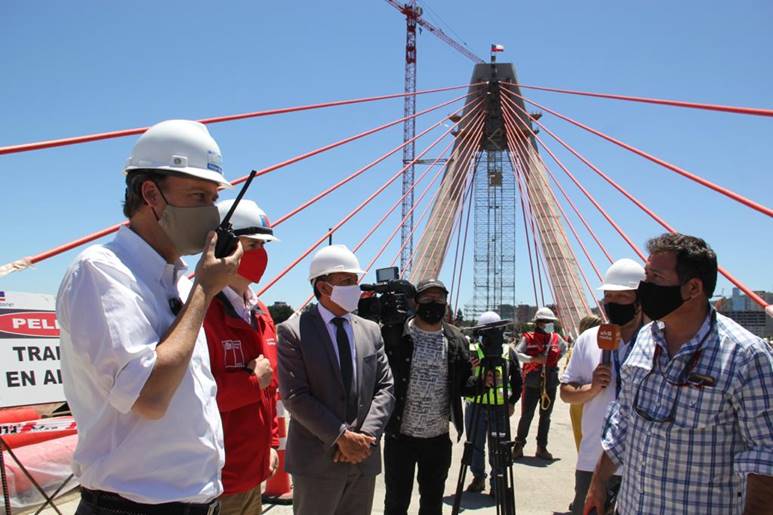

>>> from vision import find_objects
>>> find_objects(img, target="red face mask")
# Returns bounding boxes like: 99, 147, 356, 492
237, 246, 268, 284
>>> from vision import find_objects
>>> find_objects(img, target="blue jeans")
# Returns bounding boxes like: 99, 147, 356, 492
464, 402, 509, 486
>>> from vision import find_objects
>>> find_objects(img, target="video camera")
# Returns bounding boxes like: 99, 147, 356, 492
358, 267, 416, 327
469, 318, 513, 358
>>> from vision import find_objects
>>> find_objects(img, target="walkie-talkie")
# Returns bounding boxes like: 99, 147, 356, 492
214, 170, 258, 258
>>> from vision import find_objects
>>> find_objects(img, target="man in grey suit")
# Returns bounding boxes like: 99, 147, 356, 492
277, 244, 395, 515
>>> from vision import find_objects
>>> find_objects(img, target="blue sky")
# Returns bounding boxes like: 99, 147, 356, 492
1, 0, 771, 313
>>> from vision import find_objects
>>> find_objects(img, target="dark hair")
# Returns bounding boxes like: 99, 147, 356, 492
578, 315, 602, 334
646, 233, 718, 297
122, 170, 169, 218
312, 275, 329, 300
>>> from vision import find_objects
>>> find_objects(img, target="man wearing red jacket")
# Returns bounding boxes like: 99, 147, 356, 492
203, 199, 280, 515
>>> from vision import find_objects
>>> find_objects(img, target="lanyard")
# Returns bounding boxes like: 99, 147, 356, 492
612, 325, 641, 399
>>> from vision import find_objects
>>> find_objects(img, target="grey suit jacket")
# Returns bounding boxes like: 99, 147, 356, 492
277, 304, 395, 477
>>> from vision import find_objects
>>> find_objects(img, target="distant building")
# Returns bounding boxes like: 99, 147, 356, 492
716, 288, 773, 339
515, 304, 537, 324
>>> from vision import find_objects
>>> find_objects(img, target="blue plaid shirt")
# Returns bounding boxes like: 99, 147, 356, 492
602, 310, 773, 514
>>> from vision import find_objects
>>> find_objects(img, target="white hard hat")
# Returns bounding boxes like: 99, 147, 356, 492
478, 311, 501, 325
533, 307, 557, 322
217, 199, 278, 242
308, 244, 365, 282
598, 258, 645, 291
124, 120, 231, 188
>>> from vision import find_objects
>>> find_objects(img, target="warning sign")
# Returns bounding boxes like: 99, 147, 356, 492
0, 291, 65, 408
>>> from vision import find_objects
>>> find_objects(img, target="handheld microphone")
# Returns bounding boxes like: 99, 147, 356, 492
597, 323, 621, 368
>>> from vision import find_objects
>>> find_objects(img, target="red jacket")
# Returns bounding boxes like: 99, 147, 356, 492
204, 293, 279, 494
521, 331, 561, 376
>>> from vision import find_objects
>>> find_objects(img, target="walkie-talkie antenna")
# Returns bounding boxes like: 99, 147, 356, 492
214, 170, 258, 258
220, 170, 257, 228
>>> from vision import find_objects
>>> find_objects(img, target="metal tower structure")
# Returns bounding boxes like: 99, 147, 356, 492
412, 62, 589, 336
399, 0, 418, 274
386, 0, 483, 275
470, 149, 517, 320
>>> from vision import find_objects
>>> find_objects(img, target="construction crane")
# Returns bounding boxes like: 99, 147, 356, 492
385, 0, 484, 274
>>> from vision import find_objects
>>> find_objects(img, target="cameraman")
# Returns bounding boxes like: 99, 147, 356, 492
464, 311, 522, 497
383, 279, 480, 515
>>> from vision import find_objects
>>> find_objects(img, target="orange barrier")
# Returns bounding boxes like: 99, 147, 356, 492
2, 417, 77, 449
263, 395, 292, 504
0, 409, 40, 424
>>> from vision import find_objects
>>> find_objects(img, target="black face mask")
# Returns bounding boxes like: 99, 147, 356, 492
603, 302, 638, 326
637, 281, 685, 321
416, 302, 446, 325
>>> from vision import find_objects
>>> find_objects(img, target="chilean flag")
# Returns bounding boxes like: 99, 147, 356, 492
491, 43, 505, 53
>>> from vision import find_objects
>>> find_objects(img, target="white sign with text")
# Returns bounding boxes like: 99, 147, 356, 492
0, 291, 65, 408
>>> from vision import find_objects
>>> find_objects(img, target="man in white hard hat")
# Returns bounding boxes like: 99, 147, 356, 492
276, 245, 395, 515
464, 311, 522, 496
513, 306, 568, 460
559, 258, 645, 515
57, 120, 241, 514
203, 199, 280, 515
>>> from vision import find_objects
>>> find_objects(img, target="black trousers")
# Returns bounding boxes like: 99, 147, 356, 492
515, 375, 558, 448
384, 432, 452, 515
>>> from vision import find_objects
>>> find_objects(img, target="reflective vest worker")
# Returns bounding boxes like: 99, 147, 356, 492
464, 311, 522, 495
514, 307, 568, 460
203, 199, 280, 515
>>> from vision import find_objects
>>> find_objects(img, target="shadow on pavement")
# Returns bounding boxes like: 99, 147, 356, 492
513, 455, 562, 468
442, 492, 496, 511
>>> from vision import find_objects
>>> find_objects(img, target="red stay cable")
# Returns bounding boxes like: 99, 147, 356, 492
517, 160, 562, 314
507, 134, 591, 317
272, 94, 480, 226
292, 120, 471, 313
505, 117, 602, 317
500, 94, 646, 260
256, 101, 483, 298
390, 116, 485, 272
367, 114, 484, 280
503, 82, 773, 118
512, 152, 540, 308
508, 130, 577, 319
503, 93, 772, 313
400, 121, 483, 279
502, 104, 605, 283
0, 94, 480, 277
451, 154, 478, 317
501, 84, 773, 219
510, 147, 548, 308
0, 82, 484, 156
501, 101, 613, 266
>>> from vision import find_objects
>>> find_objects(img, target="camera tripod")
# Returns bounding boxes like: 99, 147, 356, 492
451, 348, 517, 515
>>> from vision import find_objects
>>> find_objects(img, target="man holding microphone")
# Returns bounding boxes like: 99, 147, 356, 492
560, 258, 645, 515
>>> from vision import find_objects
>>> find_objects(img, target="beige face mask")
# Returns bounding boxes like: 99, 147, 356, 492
154, 187, 220, 255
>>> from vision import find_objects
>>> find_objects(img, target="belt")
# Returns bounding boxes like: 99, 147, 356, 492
80, 488, 220, 515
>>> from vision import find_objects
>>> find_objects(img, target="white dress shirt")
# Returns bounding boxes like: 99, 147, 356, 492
56, 226, 224, 504
222, 286, 258, 324
317, 303, 357, 385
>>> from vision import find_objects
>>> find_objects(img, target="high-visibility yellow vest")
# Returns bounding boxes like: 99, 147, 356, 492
466, 343, 509, 405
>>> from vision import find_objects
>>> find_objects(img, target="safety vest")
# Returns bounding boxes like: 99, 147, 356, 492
521, 331, 561, 377
466, 343, 509, 405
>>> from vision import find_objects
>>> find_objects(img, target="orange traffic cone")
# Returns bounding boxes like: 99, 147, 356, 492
263, 394, 293, 505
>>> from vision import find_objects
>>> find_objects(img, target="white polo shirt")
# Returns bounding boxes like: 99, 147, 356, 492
56, 226, 224, 504
560, 325, 634, 472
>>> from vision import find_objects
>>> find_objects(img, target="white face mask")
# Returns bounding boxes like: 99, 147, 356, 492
329, 284, 362, 313
543, 323, 555, 334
